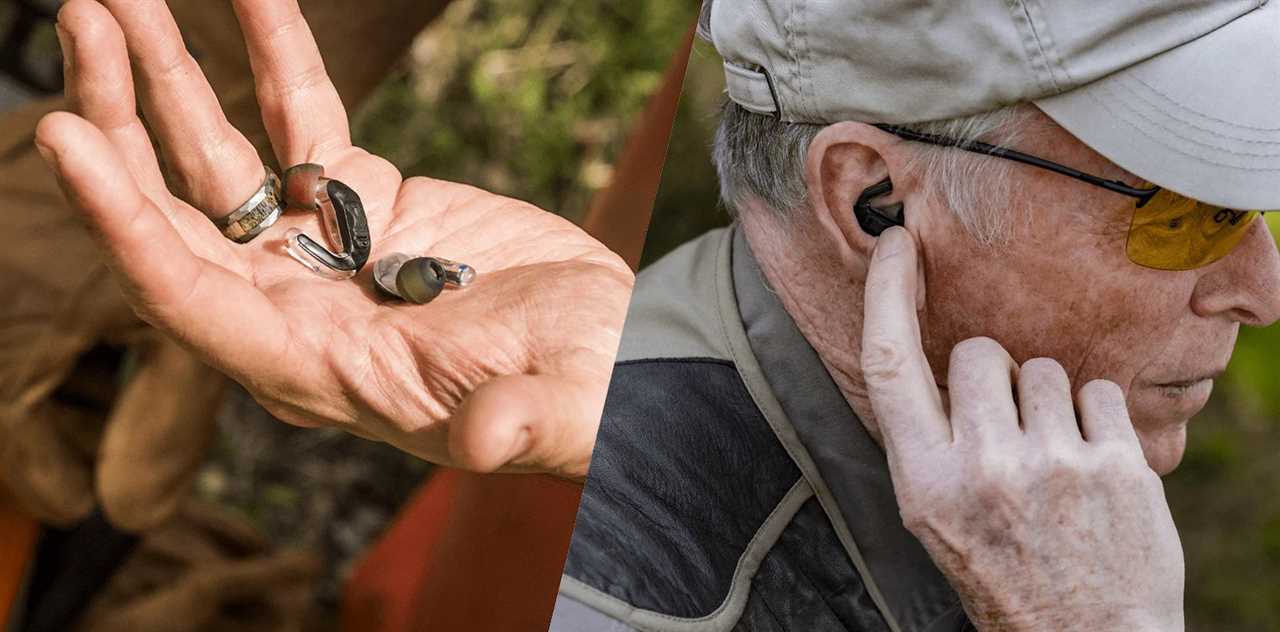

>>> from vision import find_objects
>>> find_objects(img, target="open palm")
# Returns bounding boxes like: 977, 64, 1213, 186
37, 0, 631, 479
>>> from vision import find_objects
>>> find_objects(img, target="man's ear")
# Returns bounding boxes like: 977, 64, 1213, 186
802, 121, 911, 264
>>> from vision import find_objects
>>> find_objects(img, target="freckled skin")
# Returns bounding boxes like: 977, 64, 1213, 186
745, 108, 1280, 476
739, 107, 1280, 630
913, 116, 1280, 474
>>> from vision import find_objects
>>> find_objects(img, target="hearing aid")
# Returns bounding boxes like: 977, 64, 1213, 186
373, 253, 477, 304
853, 177, 906, 237
282, 163, 372, 279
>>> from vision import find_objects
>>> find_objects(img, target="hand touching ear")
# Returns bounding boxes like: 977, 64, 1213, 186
862, 227, 1184, 631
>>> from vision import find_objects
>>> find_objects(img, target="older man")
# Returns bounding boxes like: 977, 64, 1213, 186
553, 1, 1280, 631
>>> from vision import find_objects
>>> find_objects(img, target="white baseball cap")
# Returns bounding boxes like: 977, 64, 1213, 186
702, 0, 1280, 210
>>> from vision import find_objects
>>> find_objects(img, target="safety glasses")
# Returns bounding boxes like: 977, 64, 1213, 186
876, 124, 1269, 271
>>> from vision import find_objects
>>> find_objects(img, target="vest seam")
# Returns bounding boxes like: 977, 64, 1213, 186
559, 478, 815, 632
716, 226, 905, 632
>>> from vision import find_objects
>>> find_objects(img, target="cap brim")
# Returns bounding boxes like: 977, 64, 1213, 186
1035, 1, 1280, 210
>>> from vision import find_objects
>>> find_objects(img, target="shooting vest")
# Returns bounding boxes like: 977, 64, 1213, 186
552, 226, 975, 632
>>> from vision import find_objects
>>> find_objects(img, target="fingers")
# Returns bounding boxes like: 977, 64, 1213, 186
948, 346, 1137, 451
55, 0, 169, 207
230, 0, 352, 164
204, 551, 321, 600
34, 113, 291, 382
445, 374, 604, 479
98, 336, 225, 533
947, 337, 1019, 444
1017, 357, 1081, 441
1076, 379, 1142, 448
0, 402, 95, 526
861, 227, 950, 457
96, 0, 264, 218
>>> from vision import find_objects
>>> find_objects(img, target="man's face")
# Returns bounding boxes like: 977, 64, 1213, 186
914, 109, 1280, 475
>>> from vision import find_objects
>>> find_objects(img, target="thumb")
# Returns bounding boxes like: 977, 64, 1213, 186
445, 374, 606, 480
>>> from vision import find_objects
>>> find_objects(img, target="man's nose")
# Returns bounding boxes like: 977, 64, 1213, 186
1192, 217, 1280, 327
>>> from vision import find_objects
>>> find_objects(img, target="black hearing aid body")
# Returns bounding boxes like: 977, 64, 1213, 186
295, 178, 371, 273
853, 177, 905, 237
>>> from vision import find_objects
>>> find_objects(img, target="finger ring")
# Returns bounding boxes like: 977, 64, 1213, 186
282, 163, 372, 279
373, 253, 476, 304
214, 167, 283, 243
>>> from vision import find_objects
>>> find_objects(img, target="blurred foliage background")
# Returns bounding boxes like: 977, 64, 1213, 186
352, 0, 691, 224
6, 0, 1277, 627
647, 38, 1280, 632
212, 0, 692, 618
0, 0, 692, 625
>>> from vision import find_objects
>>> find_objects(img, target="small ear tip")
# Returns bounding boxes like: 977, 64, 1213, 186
283, 163, 325, 210
396, 257, 446, 304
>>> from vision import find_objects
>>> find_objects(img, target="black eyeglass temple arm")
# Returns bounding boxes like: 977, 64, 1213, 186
875, 124, 1161, 206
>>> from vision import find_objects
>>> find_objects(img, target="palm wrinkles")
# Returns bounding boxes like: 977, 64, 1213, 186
143, 145, 630, 452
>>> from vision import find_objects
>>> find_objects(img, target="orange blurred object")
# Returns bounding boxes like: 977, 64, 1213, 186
0, 484, 39, 627
342, 471, 583, 631
341, 23, 696, 632
582, 21, 698, 271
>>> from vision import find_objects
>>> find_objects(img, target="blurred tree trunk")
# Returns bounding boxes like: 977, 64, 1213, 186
582, 21, 696, 269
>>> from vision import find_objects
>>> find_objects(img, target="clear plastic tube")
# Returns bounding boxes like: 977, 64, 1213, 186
284, 228, 357, 280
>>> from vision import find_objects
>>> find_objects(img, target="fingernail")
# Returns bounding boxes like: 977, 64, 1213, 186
875, 226, 908, 260
35, 141, 58, 170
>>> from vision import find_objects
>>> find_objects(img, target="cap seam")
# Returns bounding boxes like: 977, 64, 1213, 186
1115, 80, 1280, 147
796, 0, 817, 123
1089, 83, 1280, 170
1053, 0, 1270, 108
782, 0, 801, 121
1007, 0, 1060, 94
798, 0, 815, 122
1130, 75, 1280, 134
1023, 0, 1074, 88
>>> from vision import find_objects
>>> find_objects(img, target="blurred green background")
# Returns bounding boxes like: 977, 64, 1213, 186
236, 0, 695, 618
0, 0, 694, 625
351, 0, 691, 224
6, 0, 1276, 627
647, 38, 1280, 632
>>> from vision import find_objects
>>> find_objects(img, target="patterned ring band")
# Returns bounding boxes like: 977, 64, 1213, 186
214, 167, 284, 243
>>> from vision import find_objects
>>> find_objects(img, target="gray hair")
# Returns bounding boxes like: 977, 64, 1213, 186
711, 100, 1032, 246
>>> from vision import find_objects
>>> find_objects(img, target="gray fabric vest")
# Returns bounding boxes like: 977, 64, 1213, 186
552, 226, 973, 632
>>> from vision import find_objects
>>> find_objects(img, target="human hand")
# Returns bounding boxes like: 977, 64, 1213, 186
860, 227, 1184, 631
36, 0, 632, 479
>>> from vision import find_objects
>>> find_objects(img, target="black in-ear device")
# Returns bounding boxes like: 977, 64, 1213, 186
853, 177, 905, 237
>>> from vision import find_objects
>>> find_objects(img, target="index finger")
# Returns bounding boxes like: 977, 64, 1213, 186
35, 113, 293, 385
861, 227, 950, 457
231, 0, 351, 165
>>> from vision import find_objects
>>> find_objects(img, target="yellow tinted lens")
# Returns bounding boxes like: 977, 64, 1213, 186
1126, 188, 1259, 271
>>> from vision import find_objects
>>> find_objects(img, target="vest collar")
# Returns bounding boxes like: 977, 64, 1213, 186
721, 226, 970, 632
